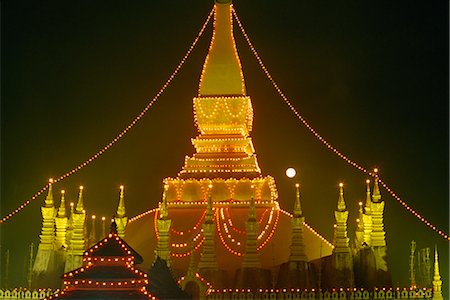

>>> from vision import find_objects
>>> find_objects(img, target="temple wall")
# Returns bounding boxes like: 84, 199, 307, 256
206, 289, 434, 300
0, 289, 56, 300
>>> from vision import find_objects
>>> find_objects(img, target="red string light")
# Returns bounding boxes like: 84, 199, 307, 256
232, 7, 449, 242
0, 8, 215, 225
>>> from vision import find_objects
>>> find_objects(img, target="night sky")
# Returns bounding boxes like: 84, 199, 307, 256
1, 0, 448, 294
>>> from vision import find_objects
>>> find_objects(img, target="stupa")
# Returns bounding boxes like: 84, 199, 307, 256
125, 0, 333, 287
24, 0, 445, 299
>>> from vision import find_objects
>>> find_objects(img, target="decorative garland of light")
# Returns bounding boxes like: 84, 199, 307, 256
223, 207, 270, 235
0, 7, 215, 225
128, 208, 158, 223
216, 205, 280, 256
232, 8, 450, 242
170, 209, 207, 236
280, 209, 334, 248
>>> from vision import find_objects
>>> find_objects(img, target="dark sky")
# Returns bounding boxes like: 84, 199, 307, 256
1, 0, 448, 293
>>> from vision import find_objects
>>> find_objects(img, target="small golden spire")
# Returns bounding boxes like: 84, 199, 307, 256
432, 246, 443, 299
57, 190, 66, 217
70, 202, 75, 217
76, 186, 84, 213
372, 170, 382, 203
337, 183, 346, 211
160, 184, 169, 219
44, 178, 54, 207
293, 183, 303, 217
365, 179, 372, 211
117, 185, 126, 218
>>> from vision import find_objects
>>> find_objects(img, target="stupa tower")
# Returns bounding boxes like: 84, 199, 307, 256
114, 185, 128, 239
164, 0, 278, 203
32, 179, 57, 287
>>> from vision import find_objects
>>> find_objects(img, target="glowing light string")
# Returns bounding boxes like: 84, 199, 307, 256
232, 8, 449, 242
0, 7, 215, 224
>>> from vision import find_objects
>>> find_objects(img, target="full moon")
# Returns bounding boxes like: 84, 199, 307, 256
285, 167, 296, 178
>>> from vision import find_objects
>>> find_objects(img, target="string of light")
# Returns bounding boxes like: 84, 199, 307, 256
0, 8, 215, 225
232, 8, 449, 242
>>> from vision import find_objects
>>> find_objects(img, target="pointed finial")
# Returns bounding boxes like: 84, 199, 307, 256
45, 178, 54, 207
434, 246, 441, 278
433, 245, 443, 296
249, 186, 256, 220
293, 183, 303, 217
160, 184, 169, 219
75, 186, 84, 213
337, 183, 346, 211
372, 169, 382, 203
70, 202, 75, 217
365, 179, 372, 210
57, 190, 66, 217
117, 185, 126, 218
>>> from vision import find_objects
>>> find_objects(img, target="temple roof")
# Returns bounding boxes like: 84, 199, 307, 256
85, 223, 143, 265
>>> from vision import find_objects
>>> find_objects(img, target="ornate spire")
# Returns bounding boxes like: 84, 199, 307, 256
370, 176, 386, 247
55, 190, 68, 250
293, 183, 303, 217
372, 169, 382, 203
178, 0, 261, 179
115, 186, 128, 239
337, 183, 346, 212
432, 246, 443, 300
117, 185, 126, 218
362, 180, 373, 247
44, 179, 55, 207
289, 183, 308, 262
76, 186, 84, 213
199, 0, 245, 96
65, 187, 87, 272
354, 201, 365, 250
57, 190, 66, 217
156, 184, 172, 266
365, 179, 372, 213
33, 179, 57, 279
333, 183, 350, 252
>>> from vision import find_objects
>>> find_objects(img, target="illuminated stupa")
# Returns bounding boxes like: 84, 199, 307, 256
27, 0, 448, 299
125, 0, 333, 288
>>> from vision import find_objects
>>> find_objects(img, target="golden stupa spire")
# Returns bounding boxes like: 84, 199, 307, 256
76, 186, 84, 213
372, 169, 382, 203
199, 0, 245, 96
365, 179, 372, 212
432, 246, 443, 299
44, 179, 54, 207
117, 185, 126, 218
178, 0, 261, 179
337, 182, 346, 211
160, 185, 169, 219
293, 183, 303, 217
57, 190, 66, 217
115, 185, 128, 239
